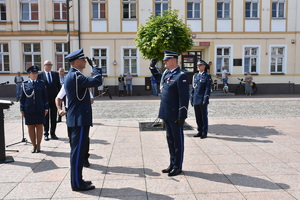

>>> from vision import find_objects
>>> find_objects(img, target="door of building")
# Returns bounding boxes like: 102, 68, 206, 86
181, 51, 202, 84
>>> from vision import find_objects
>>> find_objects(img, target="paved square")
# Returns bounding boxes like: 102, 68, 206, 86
1, 95, 300, 199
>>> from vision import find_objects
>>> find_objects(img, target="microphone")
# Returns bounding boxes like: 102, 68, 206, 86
0, 81, 9, 85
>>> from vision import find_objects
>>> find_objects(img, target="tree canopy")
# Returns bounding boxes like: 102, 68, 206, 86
135, 9, 194, 61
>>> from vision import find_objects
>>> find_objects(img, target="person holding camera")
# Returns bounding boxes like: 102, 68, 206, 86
191, 60, 212, 139
149, 50, 189, 177
64, 49, 102, 191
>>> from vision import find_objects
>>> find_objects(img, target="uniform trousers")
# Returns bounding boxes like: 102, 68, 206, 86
194, 104, 208, 134
164, 120, 184, 170
66, 108, 90, 161
70, 126, 90, 189
44, 102, 57, 137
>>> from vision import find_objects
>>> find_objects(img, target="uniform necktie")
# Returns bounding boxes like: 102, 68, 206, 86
47, 72, 52, 84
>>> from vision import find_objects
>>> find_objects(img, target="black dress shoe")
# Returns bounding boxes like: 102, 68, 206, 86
84, 180, 92, 185
31, 149, 36, 153
72, 184, 95, 191
51, 135, 59, 140
193, 132, 202, 137
201, 134, 207, 139
44, 136, 49, 141
83, 160, 90, 168
168, 169, 182, 177
162, 166, 173, 173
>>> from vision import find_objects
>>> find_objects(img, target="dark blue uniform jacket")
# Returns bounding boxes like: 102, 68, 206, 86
64, 67, 102, 127
190, 72, 211, 105
150, 67, 189, 121
20, 79, 49, 113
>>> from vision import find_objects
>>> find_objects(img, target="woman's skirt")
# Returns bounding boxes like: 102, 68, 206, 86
24, 112, 45, 125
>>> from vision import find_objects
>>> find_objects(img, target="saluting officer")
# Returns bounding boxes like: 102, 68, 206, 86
191, 60, 211, 139
149, 50, 189, 176
64, 49, 102, 191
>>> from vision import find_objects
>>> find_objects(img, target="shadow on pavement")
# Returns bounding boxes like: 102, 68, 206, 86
184, 171, 290, 190
187, 124, 282, 143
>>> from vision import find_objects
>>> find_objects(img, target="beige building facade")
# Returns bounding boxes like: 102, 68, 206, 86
0, 0, 299, 96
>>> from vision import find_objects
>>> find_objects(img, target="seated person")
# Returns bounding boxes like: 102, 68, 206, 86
223, 83, 229, 93
213, 79, 218, 90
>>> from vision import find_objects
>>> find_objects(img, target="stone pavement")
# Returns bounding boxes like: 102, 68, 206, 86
1, 95, 300, 199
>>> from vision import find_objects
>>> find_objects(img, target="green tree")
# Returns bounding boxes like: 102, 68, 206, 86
135, 9, 194, 61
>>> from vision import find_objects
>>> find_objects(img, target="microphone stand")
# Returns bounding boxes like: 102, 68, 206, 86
6, 116, 31, 150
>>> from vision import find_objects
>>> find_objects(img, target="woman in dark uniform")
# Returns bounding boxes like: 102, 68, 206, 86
20, 66, 49, 153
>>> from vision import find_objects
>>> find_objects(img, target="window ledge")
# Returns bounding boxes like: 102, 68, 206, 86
92, 18, 107, 21
271, 18, 286, 20
271, 72, 285, 75
244, 73, 259, 75
245, 18, 260, 20
122, 19, 137, 21
217, 18, 231, 20
187, 18, 202, 20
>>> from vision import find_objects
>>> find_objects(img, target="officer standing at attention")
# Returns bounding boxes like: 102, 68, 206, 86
64, 48, 102, 191
149, 50, 189, 176
191, 60, 211, 139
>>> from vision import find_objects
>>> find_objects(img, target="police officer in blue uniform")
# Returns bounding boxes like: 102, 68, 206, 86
64, 49, 102, 191
149, 50, 189, 176
20, 66, 49, 153
190, 60, 211, 139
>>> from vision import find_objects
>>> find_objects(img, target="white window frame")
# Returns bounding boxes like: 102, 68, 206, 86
243, 45, 260, 74
0, 0, 6, 21
121, 46, 139, 75
0, 43, 9, 72
55, 43, 68, 71
272, 0, 285, 18
53, 0, 66, 21
23, 42, 41, 71
123, 0, 136, 19
187, 0, 201, 19
245, 0, 259, 19
217, 0, 231, 19
215, 45, 233, 74
92, 0, 106, 19
91, 46, 109, 76
20, 0, 39, 21
155, 0, 169, 16
269, 45, 287, 74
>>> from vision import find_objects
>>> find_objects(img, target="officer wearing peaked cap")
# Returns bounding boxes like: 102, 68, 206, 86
64, 48, 102, 191
190, 59, 211, 139
20, 66, 49, 153
149, 50, 189, 177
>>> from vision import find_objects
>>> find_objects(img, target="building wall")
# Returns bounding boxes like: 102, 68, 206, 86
0, 0, 299, 96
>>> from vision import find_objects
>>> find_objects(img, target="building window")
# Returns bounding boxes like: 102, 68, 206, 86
55, 43, 68, 71
0, 0, 6, 21
23, 43, 41, 71
187, 0, 201, 19
270, 46, 285, 73
20, 0, 39, 21
245, 0, 258, 18
0, 43, 9, 72
53, 0, 66, 21
155, 0, 168, 16
216, 47, 231, 73
244, 47, 259, 73
123, 0, 136, 19
272, 0, 285, 18
123, 48, 137, 75
92, 48, 108, 75
92, 0, 106, 19
217, 0, 231, 19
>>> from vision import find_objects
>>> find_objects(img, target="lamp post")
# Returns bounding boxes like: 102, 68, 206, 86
66, 0, 71, 54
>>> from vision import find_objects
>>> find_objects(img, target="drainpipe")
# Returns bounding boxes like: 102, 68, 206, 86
78, 0, 81, 48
